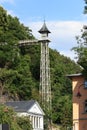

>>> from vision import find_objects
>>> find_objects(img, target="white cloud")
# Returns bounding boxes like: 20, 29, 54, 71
0, 0, 14, 4
27, 20, 86, 61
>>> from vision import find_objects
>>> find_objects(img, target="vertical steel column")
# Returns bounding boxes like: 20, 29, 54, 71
40, 40, 51, 110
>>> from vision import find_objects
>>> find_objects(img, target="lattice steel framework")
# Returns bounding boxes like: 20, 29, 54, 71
19, 22, 51, 110
38, 22, 51, 111
39, 39, 51, 109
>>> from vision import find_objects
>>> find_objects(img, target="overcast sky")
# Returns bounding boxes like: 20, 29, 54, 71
0, 0, 87, 61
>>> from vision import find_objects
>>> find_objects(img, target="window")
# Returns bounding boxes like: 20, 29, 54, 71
84, 100, 87, 113
84, 81, 87, 88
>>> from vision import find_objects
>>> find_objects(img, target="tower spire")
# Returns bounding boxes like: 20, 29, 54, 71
38, 21, 51, 37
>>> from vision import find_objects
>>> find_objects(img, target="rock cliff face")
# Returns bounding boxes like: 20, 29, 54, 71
0, 94, 20, 103
0, 96, 6, 103
52, 125, 61, 130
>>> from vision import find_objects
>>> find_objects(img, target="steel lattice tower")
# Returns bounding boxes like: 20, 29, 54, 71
38, 22, 51, 110
18, 22, 51, 111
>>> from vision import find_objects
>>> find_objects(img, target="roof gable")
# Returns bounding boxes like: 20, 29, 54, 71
28, 101, 45, 115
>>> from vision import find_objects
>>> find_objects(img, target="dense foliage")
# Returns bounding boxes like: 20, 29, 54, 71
0, 6, 82, 129
50, 49, 81, 126
84, 0, 87, 14
72, 0, 87, 78
0, 105, 32, 130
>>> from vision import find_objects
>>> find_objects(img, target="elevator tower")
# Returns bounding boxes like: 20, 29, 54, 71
18, 22, 51, 111
38, 22, 51, 110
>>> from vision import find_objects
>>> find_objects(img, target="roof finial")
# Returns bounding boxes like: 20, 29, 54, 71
43, 16, 45, 23
44, 18, 45, 24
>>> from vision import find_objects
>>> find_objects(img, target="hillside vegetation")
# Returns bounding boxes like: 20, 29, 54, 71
0, 6, 81, 129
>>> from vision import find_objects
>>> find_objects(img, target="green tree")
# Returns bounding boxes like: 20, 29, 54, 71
0, 6, 8, 35
17, 116, 32, 130
50, 49, 81, 127
72, 0, 87, 77
0, 105, 21, 130
84, 0, 87, 14
60, 96, 72, 130
0, 6, 37, 100
0, 105, 32, 130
